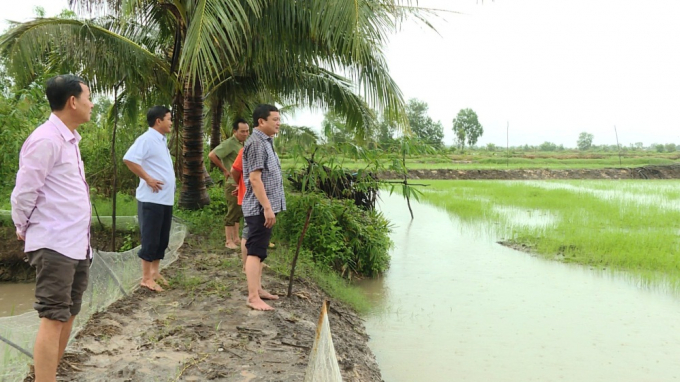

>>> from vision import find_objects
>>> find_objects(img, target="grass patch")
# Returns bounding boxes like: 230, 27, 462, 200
169, 269, 204, 291
418, 180, 680, 290
267, 246, 372, 314
91, 192, 138, 216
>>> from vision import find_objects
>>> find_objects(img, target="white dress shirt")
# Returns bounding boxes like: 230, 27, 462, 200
123, 128, 176, 206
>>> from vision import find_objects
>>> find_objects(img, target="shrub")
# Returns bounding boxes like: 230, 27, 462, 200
275, 192, 392, 278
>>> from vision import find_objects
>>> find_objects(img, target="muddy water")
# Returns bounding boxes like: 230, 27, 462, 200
361, 194, 680, 382
0, 283, 34, 317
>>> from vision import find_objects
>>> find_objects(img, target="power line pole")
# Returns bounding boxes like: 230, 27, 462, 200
506, 121, 509, 168
614, 125, 622, 166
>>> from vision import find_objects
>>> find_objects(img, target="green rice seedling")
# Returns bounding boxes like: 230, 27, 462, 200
419, 180, 680, 291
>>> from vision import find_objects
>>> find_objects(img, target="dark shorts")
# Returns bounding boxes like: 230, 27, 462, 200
244, 213, 274, 261
138, 201, 173, 262
224, 183, 243, 226
27, 248, 90, 322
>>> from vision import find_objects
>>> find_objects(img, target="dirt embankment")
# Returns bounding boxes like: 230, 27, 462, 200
0, 226, 139, 282
0, 225, 33, 282
379, 164, 680, 180
29, 240, 381, 382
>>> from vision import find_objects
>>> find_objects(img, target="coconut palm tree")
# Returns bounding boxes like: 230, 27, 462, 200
1, 0, 430, 209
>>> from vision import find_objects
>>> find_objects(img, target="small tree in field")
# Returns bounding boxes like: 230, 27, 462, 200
539, 141, 558, 152
406, 99, 444, 148
577, 132, 594, 151
452, 108, 483, 151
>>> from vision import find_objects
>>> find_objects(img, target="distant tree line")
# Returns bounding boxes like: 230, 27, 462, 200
319, 98, 484, 151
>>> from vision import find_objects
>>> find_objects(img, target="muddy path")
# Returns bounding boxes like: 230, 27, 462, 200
29, 238, 380, 382
379, 164, 680, 180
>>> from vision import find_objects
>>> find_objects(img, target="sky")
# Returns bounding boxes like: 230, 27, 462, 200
3, 0, 680, 148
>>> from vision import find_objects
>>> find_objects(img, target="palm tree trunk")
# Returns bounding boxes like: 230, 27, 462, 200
170, 92, 184, 180
210, 98, 223, 152
208, 98, 224, 171
179, 79, 210, 209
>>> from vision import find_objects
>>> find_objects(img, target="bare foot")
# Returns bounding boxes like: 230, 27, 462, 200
140, 280, 164, 292
259, 290, 279, 300
226, 242, 239, 250
246, 298, 274, 311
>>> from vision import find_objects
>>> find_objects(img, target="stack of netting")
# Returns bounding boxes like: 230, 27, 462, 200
0, 217, 187, 382
304, 301, 344, 382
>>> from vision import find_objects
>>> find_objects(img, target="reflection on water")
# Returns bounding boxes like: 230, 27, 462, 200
360, 194, 680, 382
0, 283, 35, 317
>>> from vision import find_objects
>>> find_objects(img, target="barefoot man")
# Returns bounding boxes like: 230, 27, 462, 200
230, 148, 274, 272
123, 106, 175, 292
242, 104, 286, 310
11, 74, 94, 382
208, 119, 249, 249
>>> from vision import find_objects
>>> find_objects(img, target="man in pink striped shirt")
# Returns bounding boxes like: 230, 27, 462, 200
11, 74, 93, 382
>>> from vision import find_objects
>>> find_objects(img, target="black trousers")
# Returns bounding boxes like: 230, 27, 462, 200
137, 201, 173, 262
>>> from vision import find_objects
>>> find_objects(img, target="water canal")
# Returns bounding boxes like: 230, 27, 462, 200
361, 192, 680, 381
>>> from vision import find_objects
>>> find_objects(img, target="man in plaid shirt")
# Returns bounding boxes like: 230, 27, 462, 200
242, 104, 286, 311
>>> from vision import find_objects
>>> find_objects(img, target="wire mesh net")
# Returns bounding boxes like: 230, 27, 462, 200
0, 216, 187, 382
304, 301, 343, 382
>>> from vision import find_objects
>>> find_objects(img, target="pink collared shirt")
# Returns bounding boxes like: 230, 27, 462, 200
11, 114, 91, 260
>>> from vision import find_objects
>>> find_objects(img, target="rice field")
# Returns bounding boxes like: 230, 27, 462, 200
418, 180, 680, 291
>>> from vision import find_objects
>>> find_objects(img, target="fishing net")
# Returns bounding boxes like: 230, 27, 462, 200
304, 301, 343, 382
0, 216, 187, 382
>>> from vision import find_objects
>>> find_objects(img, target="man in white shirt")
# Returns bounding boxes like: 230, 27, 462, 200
123, 106, 176, 292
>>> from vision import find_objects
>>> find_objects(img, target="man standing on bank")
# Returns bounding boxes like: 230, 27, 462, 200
11, 74, 94, 382
208, 118, 249, 249
123, 106, 176, 292
242, 104, 286, 311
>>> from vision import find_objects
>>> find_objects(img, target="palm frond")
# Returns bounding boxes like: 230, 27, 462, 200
0, 17, 173, 99
180, 0, 262, 84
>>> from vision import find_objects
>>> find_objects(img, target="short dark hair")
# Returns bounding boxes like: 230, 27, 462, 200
232, 118, 248, 131
45, 74, 87, 111
252, 104, 279, 127
147, 106, 171, 127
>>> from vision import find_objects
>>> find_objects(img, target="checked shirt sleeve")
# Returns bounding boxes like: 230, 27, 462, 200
245, 139, 266, 172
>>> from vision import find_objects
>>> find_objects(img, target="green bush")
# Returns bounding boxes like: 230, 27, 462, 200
78, 114, 147, 196
173, 181, 227, 245
0, 74, 50, 189
275, 192, 392, 278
